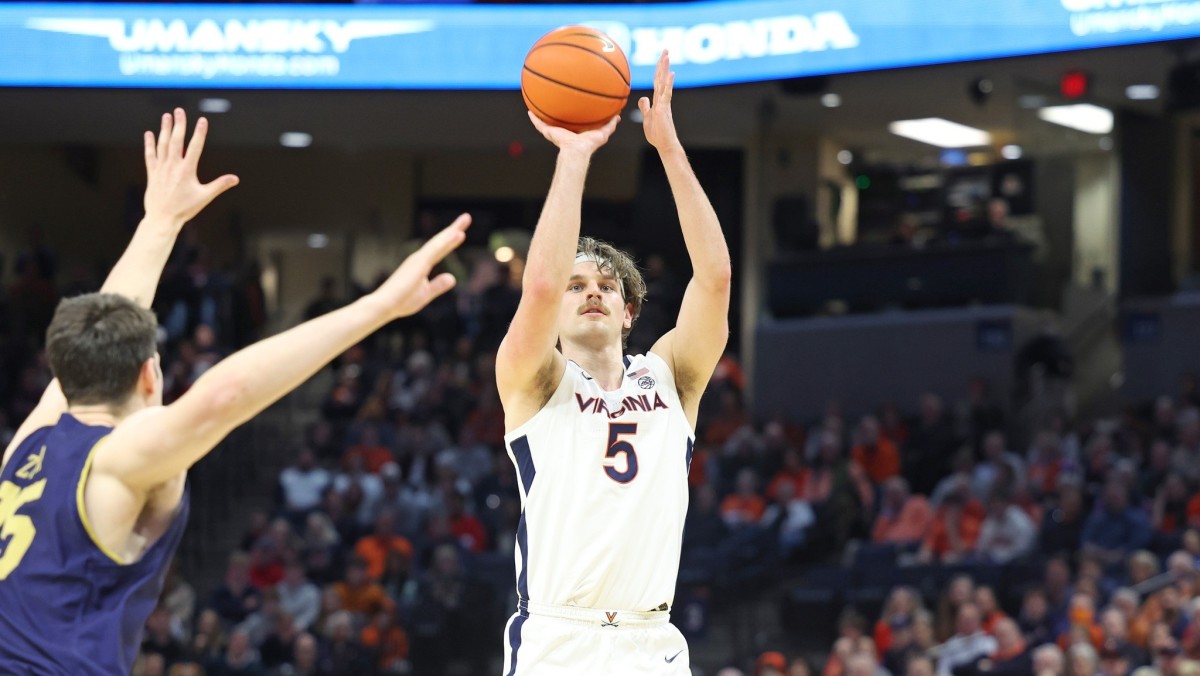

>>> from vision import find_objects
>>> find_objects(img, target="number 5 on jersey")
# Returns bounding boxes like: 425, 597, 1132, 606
603, 423, 638, 483
0, 479, 47, 579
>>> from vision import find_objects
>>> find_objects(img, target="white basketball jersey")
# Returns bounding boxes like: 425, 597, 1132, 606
504, 352, 694, 612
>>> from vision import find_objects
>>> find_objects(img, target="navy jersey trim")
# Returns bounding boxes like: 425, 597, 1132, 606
516, 513, 530, 602
504, 614, 527, 676
509, 435, 536, 496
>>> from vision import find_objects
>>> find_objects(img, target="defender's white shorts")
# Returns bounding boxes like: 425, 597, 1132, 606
501, 601, 690, 675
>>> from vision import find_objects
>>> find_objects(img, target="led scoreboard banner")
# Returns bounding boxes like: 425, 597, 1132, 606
0, 0, 1198, 89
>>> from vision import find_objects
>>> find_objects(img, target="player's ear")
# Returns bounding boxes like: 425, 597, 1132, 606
623, 302, 633, 329
137, 356, 159, 396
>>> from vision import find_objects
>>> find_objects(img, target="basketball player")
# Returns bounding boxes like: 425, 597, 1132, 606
0, 109, 470, 674
498, 51, 731, 674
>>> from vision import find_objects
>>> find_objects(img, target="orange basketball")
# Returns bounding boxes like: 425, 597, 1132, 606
521, 26, 631, 133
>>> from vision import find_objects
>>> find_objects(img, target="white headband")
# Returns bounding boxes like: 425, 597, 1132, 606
574, 252, 621, 285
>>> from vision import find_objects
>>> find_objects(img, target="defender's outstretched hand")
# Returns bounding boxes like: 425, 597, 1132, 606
143, 108, 239, 226
527, 111, 620, 156
374, 214, 472, 319
638, 50, 681, 152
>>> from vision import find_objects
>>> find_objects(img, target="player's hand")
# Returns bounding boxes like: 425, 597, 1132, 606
373, 214, 471, 319
638, 50, 682, 152
527, 112, 619, 155
143, 108, 239, 227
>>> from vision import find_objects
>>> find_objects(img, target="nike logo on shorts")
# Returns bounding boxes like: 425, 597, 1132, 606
665, 650, 684, 663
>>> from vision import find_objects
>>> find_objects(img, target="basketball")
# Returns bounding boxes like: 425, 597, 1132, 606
521, 26, 631, 133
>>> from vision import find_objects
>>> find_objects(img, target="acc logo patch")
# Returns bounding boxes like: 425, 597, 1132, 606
638, 376, 655, 389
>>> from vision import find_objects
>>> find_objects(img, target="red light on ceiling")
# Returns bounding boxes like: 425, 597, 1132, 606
1061, 71, 1090, 99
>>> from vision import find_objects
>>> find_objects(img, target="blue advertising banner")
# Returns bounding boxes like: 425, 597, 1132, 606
0, 0, 1198, 89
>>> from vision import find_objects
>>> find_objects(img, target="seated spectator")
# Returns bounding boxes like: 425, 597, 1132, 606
380, 546, 416, 603
934, 602, 997, 676
762, 478, 816, 558
904, 393, 959, 498
905, 655, 935, 676
333, 455, 384, 528
1127, 550, 1161, 587
213, 629, 263, 676
766, 448, 807, 502
333, 557, 395, 620
974, 586, 1008, 635
851, 415, 901, 485
1153, 472, 1193, 541
975, 491, 1036, 563
409, 544, 494, 675
936, 575, 976, 643
1018, 588, 1057, 647
880, 615, 920, 675
318, 611, 371, 675
802, 430, 874, 551
341, 424, 394, 474
277, 561, 320, 633
354, 508, 414, 581
721, 468, 767, 527
278, 449, 329, 518
257, 610, 298, 671
954, 617, 1031, 675
1039, 479, 1087, 558
1031, 643, 1065, 676
234, 588, 282, 647
1067, 642, 1100, 676
189, 609, 227, 668
874, 586, 924, 656
971, 431, 1025, 500
209, 552, 263, 627
446, 490, 488, 553
684, 483, 731, 552
142, 606, 185, 665
360, 608, 410, 674
1082, 479, 1152, 569
871, 477, 933, 547
929, 449, 976, 507
288, 632, 320, 676
1027, 429, 1070, 498
755, 650, 787, 676
1058, 592, 1104, 650
1099, 607, 1148, 668
919, 480, 985, 564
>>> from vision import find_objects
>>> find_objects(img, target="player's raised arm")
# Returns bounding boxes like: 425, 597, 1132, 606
2, 110, 237, 468
102, 108, 238, 309
495, 113, 618, 411
94, 215, 470, 491
644, 51, 732, 423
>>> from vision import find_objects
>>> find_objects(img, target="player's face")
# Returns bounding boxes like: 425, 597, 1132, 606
559, 261, 632, 347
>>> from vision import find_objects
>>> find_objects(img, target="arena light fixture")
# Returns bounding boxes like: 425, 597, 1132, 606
1125, 84, 1160, 100
1037, 104, 1113, 134
198, 98, 231, 114
888, 118, 992, 148
280, 132, 313, 148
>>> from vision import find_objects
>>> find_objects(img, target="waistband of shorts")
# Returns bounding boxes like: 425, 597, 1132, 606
517, 599, 670, 627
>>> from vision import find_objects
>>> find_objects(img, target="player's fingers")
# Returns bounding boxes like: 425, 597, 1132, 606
601, 115, 620, 136
144, 131, 157, 171
663, 71, 675, 103
415, 214, 471, 266
655, 50, 669, 100
167, 108, 187, 158
186, 117, 209, 163
156, 112, 172, 159
203, 174, 240, 201
638, 97, 651, 115
424, 272, 458, 300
